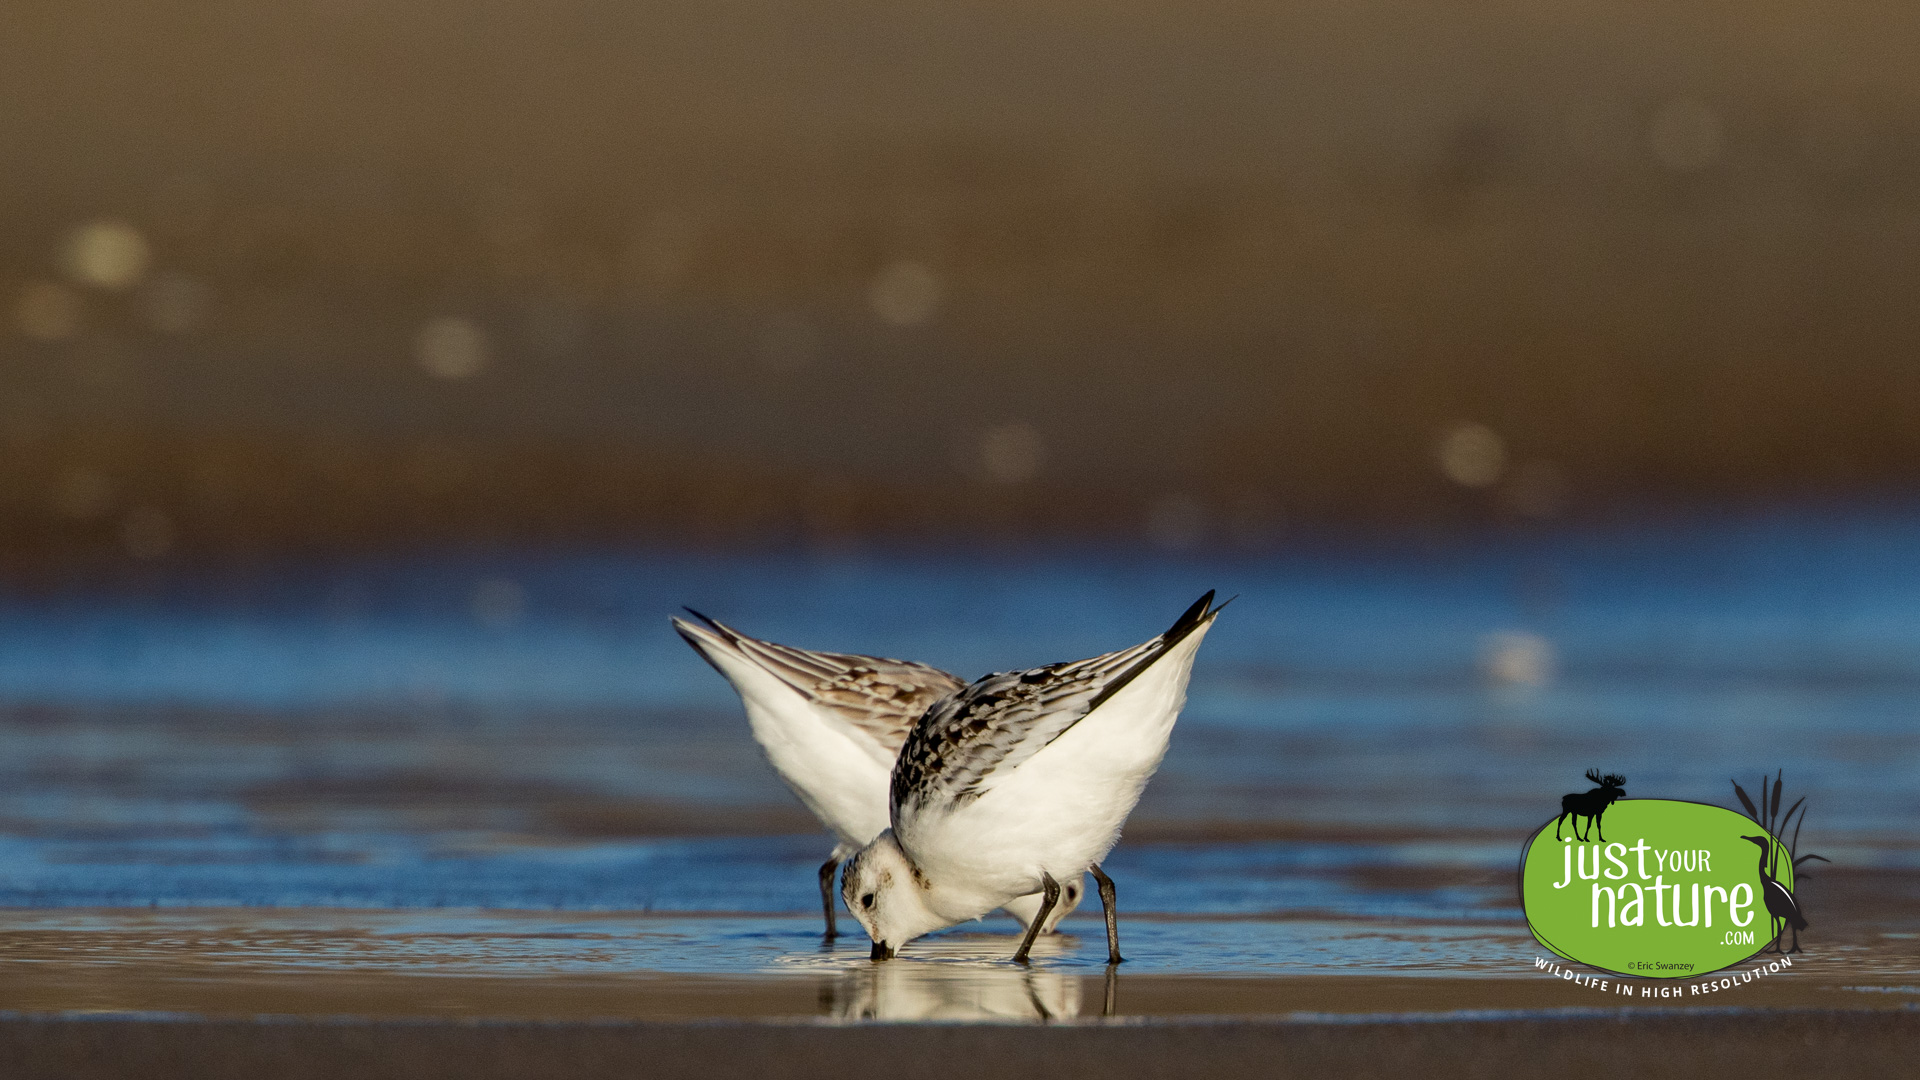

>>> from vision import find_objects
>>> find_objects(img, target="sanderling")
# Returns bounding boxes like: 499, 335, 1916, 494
843, 590, 1226, 964
672, 610, 1083, 938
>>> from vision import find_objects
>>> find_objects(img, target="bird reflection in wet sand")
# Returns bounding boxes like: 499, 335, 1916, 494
822, 946, 1106, 1022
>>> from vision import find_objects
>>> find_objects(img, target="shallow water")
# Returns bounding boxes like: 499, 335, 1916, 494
1, 504, 1917, 1018
0, 908, 1543, 977
2, 905, 1914, 1021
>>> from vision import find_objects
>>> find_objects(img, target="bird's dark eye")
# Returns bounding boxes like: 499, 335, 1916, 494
861, 893, 875, 909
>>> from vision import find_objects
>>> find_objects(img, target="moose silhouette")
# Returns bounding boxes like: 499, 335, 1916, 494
1555, 769, 1626, 842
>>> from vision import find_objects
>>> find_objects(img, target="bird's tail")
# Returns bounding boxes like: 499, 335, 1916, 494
1084, 590, 1230, 714
671, 607, 749, 676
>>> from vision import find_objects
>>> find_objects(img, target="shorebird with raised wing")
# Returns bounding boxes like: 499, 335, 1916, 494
843, 591, 1226, 963
672, 611, 1082, 939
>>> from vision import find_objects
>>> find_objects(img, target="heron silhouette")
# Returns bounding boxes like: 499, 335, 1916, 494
1741, 834, 1807, 953
1731, 771, 1828, 954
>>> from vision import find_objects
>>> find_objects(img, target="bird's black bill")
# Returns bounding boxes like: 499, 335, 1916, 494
870, 942, 895, 961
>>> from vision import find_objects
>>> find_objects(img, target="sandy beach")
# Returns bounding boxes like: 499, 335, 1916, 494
7, 1011, 1919, 1080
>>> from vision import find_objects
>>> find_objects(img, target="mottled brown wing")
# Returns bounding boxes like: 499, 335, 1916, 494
890, 591, 1219, 815
678, 611, 963, 754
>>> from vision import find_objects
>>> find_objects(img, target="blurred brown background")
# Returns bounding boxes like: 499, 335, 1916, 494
3, 0, 1919, 565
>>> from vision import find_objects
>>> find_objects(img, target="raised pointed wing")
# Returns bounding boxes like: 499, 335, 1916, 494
891, 591, 1223, 814
674, 610, 964, 754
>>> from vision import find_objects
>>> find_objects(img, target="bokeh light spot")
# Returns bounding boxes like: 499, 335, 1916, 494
60, 220, 153, 290
469, 577, 526, 630
14, 282, 83, 342
979, 422, 1045, 483
1647, 97, 1724, 173
1436, 422, 1506, 488
416, 317, 489, 380
1481, 631, 1555, 688
868, 260, 942, 326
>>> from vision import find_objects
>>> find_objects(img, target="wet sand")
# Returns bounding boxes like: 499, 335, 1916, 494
1, 891, 1912, 1022
3, 966, 1911, 1023
6, 1011, 1918, 1080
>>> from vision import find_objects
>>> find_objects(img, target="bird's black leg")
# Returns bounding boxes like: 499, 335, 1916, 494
817, 856, 840, 940
1012, 872, 1060, 965
1090, 863, 1124, 965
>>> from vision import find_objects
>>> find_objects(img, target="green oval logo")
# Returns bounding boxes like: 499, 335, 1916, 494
1521, 799, 1794, 978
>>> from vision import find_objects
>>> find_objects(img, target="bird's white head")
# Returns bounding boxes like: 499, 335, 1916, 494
842, 830, 944, 960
